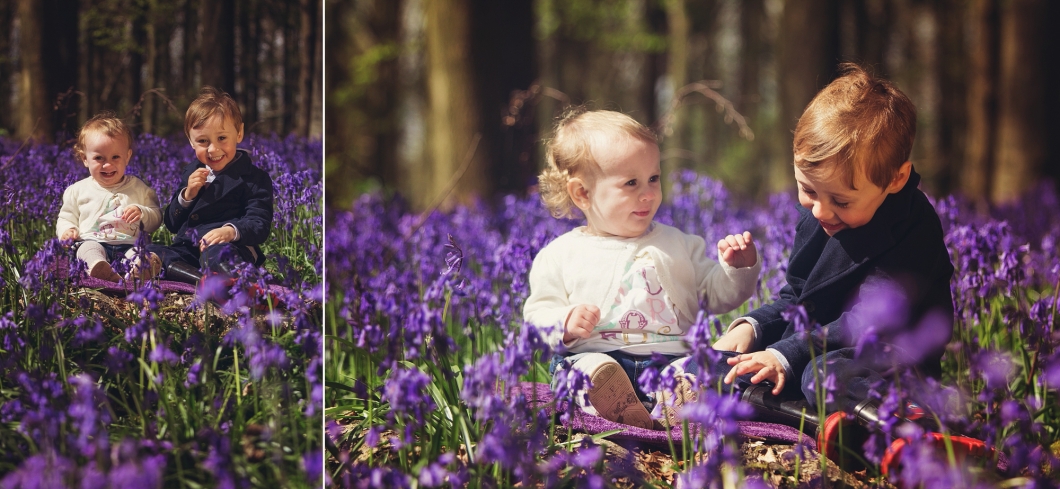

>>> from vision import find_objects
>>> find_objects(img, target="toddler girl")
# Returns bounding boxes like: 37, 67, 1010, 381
523, 109, 761, 428
56, 112, 163, 282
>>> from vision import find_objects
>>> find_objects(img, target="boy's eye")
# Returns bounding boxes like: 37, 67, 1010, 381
218, 136, 226, 141
833, 200, 850, 209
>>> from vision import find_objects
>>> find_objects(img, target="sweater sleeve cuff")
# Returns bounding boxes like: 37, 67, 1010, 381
727, 316, 761, 348
766, 348, 794, 379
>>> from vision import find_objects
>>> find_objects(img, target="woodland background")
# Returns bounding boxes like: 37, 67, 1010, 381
2, 0, 323, 142
329, 0, 1060, 210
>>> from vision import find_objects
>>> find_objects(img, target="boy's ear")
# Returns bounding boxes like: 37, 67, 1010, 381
235, 123, 245, 144
886, 161, 913, 194
567, 177, 591, 210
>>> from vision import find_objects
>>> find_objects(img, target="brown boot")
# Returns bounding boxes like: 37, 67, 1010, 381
89, 261, 122, 282
126, 253, 164, 281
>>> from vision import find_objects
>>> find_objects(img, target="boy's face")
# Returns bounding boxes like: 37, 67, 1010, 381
571, 137, 661, 238
794, 159, 911, 236
82, 132, 132, 187
188, 114, 244, 172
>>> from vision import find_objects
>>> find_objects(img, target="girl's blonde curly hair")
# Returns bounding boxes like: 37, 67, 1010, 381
74, 111, 134, 161
539, 107, 657, 218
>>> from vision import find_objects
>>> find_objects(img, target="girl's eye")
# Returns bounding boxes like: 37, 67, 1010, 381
625, 179, 637, 186
649, 175, 660, 183
801, 187, 816, 196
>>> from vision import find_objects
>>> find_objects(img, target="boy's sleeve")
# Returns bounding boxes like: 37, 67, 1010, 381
230, 170, 274, 247
56, 185, 80, 238
136, 180, 163, 234
523, 247, 577, 351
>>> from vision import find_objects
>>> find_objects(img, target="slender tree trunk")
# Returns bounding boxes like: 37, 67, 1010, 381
283, 0, 298, 134
16, 0, 49, 141
295, 0, 317, 137
468, 0, 534, 195
934, 0, 966, 195
424, 0, 487, 207
200, 0, 236, 94
184, 0, 198, 99
962, 0, 998, 203
239, 0, 260, 126
991, 0, 1045, 203
0, 0, 13, 132
661, 0, 690, 180
143, 0, 158, 134
777, 0, 840, 191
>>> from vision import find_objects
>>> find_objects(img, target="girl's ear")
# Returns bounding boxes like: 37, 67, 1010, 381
567, 177, 591, 210
886, 161, 913, 194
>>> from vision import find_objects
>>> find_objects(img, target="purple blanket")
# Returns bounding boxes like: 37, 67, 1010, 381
79, 275, 290, 297
512, 382, 816, 449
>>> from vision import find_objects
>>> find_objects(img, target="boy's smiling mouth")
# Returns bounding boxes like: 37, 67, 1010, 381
819, 220, 845, 233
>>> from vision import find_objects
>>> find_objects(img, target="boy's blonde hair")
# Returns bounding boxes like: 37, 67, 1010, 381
185, 86, 243, 138
793, 63, 916, 190
539, 108, 657, 218
74, 111, 134, 161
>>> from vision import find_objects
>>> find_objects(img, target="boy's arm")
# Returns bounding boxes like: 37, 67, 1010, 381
56, 185, 80, 239
229, 171, 274, 246
163, 164, 199, 233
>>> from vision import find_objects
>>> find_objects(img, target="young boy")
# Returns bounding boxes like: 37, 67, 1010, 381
57, 112, 163, 282
712, 64, 954, 425
149, 86, 274, 284
524, 109, 761, 429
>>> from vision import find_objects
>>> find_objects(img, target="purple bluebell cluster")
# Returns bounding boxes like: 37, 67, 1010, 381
0, 133, 322, 487
329, 169, 1060, 487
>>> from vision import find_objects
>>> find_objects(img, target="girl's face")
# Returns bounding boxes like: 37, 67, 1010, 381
575, 137, 662, 238
188, 114, 244, 172
82, 132, 132, 187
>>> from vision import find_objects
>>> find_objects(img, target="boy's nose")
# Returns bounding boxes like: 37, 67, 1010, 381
812, 202, 833, 221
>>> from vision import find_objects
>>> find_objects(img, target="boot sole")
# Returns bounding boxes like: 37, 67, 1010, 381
587, 363, 653, 429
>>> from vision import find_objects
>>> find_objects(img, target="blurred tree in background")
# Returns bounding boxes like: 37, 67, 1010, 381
328, 0, 1060, 210
4, 0, 322, 142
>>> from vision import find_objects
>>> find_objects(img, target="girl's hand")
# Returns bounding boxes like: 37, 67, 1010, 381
122, 206, 143, 223
563, 304, 600, 343
718, 231, 757, 268
724, 351, 786, 394
60, 228, 79, 241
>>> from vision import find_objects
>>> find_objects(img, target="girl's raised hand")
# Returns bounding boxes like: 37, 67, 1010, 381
718, 231, 757, 268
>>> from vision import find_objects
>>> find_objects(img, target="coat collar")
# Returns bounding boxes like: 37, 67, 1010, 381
799, 169, 922, 298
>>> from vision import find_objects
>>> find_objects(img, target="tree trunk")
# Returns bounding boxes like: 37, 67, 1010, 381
16, 0, 50, 141
962, 0, 998, 203
468, 0, 535, 195
294, 0, 317, 137
184, 0, 198, 100
424, 0, 488, 208
777, 0, 840, 191
200, 0, 236, 94
239, 0, 260, 127
0, 0, 13, 132
933, 0, 966, 196
661, 0, 690, 179
143, 0, 158, 134
991, 0, 1045, 203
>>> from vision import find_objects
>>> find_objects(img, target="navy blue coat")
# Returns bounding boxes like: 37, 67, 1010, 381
163, 149, 274, 266
748, 169, 954, 380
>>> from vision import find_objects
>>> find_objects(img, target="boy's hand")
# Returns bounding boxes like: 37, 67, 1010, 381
718, 231, 757, 268
563, 304, 600, 343
712, 321, 754, 352
183, 168, 211, 201
121, 206, 143, 223
724, 351, 787, 395
60, 228, 79, 241
199, 226, 236, 251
